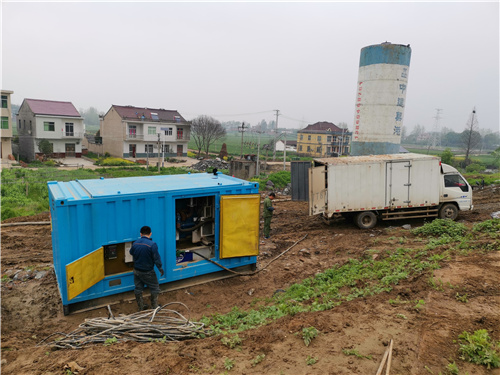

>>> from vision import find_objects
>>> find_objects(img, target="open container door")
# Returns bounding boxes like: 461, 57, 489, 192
220, 195, 260, 259
66, 247, 105, 300
309, 162, 327, 216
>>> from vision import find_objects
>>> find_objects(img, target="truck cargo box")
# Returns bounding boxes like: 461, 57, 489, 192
309, 153, 441, 216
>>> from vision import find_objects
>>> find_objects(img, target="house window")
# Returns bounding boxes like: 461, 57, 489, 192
177, 128, 183, 140
162, 144, 170, 153
44, 122, 55, 131
129, 125, 136, 138
300, 134, 303, 140
307, 146, 311, 152
148, 126, 156, 135
65, 123, 74, 136
30, 120, 32, 131
327, 136, 332, 142
316, 146, 321, 153
308, 135, 311, 141
151, 113, 159, 121
18, 119, 21, 129
1, 117, 8, 129
327, 147, 331, 154
299, 145, 302, 151
164, 127, 173, 136
174, 116, 181, 123
145, 144, 154, 153
318, 136, 322, 142
1, 96, 7, 108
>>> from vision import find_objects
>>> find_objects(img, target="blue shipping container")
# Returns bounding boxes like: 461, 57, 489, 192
48, 172, 260, 314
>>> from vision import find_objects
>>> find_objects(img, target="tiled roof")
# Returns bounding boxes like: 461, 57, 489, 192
300, 121, 342, 133
112, 105, 186, 122
25, 99, 81, 117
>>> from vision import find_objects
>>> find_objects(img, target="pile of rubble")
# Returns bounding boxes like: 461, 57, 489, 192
190, 158, 229, 172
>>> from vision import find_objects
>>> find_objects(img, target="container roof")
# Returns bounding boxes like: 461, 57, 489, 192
313, 153, 439, 165
48, 173, 254, 201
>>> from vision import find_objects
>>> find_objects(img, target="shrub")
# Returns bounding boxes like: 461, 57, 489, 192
466, 163, 485, 173
95, 157, 135, 166
187, 151, 196, 158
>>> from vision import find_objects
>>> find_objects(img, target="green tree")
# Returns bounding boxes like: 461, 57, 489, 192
441, 148, 454, 165
37, 139, 53, 160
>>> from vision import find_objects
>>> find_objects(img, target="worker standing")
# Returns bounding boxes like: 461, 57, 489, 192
263, 192, 276, 239
130, 226, 164, 311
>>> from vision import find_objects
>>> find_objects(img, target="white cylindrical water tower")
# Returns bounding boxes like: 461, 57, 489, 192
350, 42, 412, 156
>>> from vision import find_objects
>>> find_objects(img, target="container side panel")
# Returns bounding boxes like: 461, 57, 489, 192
66, 247, 105, 300
309, 166, 327, 215
329, 163, 386, 211
409, 159, 440, 205
220, 195, 260, 258
386, 161, 411, 206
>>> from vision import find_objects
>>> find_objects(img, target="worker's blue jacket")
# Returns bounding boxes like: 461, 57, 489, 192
130, 236, 163, 273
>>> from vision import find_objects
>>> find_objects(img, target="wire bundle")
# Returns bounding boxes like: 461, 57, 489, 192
38, 302, 209, 349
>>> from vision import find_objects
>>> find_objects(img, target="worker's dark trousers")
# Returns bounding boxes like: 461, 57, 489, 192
263, 216, 272, 238
133, 269, 160, 295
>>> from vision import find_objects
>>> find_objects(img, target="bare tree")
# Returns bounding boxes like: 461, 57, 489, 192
462, 108, 481, 166
191, 115, 226, 157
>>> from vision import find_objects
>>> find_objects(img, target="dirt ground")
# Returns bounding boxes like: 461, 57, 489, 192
1, 186, 499, 375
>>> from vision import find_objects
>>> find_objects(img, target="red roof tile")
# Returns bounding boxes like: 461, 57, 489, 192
25, 99, 81, 117
112, 105, 186, 122
301, 121, 342, 133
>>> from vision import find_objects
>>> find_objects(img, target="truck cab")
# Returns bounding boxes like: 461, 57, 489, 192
438, 163, 473, 219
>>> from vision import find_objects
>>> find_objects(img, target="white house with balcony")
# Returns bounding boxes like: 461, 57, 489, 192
17, 98, 84, 161
100, 105, 190, 159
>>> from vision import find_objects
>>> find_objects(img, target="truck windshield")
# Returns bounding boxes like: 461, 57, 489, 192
444, 174, 469, 192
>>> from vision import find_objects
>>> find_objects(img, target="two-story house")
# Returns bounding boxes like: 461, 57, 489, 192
17, 99, 84, 161
100, 105, 190, 158
296, 121, 351, 157
1, 90, 14, 160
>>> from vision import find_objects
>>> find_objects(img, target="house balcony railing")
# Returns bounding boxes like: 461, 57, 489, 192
62, 131, 84, 138
176, 135, 190, 141
126, 134, 144, 140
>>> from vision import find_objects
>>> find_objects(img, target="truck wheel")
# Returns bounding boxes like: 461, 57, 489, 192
439, 203, 458, 220
355, 211, 377, 229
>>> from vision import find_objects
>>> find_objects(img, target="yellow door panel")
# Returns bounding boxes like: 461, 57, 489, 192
66, 247, 105, 300
220, 195, 260, 259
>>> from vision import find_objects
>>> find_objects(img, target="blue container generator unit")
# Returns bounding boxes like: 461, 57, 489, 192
48, 172, 260, 314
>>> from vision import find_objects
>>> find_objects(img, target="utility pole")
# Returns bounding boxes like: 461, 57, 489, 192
157, 133, 161, 172
238, 122, 247, 158
272, 110, 280, 161
427, 108, 443, 154
256, 130, 262, 175
283, 132, 287, 170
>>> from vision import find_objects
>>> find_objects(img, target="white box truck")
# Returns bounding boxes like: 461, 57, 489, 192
309, 153, 473, 229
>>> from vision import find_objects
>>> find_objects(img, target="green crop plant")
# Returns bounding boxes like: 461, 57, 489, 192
458, 329, 500, 368
220, 334, 243, 349
472, 219, 500, 236
455, 293, 468, 303
414, 299, 426, 310
301, 326, 319, 347
342, 348, 372, 359
251, 354, 265, 367
305, 356, 318, 365
103, 337, 118, 346
396, 313, 408, 320
446, 361, 459, 375
428, 275, 444, 291
223, 358, 235, 371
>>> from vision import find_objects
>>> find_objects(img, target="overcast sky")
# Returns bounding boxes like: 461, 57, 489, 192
2, 1, 499, 133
